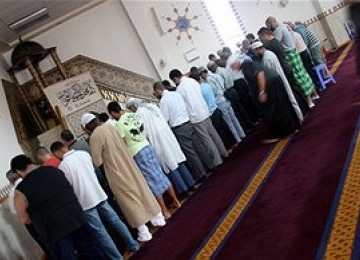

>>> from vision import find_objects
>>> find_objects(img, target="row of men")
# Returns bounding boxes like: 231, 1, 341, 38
8, 15, 325, 260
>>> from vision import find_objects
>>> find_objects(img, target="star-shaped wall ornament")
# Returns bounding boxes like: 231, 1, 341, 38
162, 4, 202, 44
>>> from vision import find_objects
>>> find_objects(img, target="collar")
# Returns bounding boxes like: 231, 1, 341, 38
63, 149, 76, 159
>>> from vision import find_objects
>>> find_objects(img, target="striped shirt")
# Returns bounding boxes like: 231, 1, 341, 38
296, 25, 319, 49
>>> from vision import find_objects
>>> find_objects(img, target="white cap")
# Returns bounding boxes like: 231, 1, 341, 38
80, 113, 96, 128
251, 41, 263, 50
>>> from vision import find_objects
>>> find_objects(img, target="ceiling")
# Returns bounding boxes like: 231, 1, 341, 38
0, 0, 103, 53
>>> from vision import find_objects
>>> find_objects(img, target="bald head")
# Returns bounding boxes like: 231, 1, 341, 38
287, 21, 296, 30
207, 61, 218, 73
266, 16, 278, 30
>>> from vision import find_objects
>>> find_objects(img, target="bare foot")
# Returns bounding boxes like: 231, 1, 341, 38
173, 200, 182, 209
163, 210, 172, 220
261, 138, 280, 144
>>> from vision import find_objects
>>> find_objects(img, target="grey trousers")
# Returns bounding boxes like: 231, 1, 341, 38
172, 122, 206, 180
192, 117, 228, 169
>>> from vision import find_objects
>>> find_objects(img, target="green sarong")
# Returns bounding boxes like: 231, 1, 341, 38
285, 49, 315, 97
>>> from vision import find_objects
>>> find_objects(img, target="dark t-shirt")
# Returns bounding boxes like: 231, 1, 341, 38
265, 39, 292, 75
16, 166, 86, 242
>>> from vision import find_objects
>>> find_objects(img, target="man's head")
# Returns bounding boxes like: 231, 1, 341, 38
286, 21, 296, 30
80, 113, 100, 133
189, 67, 201, 82
251, 41, 266, 57
246, 33, 256, 43
162, 80, 174, 91
126, 98, 142, 113
206, 61, 218, 73
6, 169, 20, 184
60, 129, 76, 147
169, 69, 183, 86
36, 146, 52, 163
107, 102, 123, 121
242, 39, 251, 51
98, 113, 110, 123
153, 82, 165, 100
208, 54, 217, 61
265, 16, 278, 31
50, 141, 68, 160
10, 155, 35, 178
198, 67, 209, 80
257, 27, 273, 43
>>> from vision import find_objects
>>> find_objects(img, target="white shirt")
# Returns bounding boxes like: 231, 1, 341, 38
8, 178, 22, 214
159, 90, 190, 128
106, 118, 117, 127
59, 150, 107, 210
176, 77, 210, 124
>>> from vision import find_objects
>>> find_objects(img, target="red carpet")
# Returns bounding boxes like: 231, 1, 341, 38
131, 44, 359, 259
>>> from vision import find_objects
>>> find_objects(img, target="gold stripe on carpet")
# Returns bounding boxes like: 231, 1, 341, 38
330, 41, 354, 75
324, 130, 360, 259
195, 137, 290, 259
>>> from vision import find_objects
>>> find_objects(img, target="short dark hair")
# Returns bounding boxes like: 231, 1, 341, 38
153, 82, 165, 92
169, 69, 182, 81
246, 33, 255, 40
60, 129, 75, 142
258, 27, 272, 36
50, 141, 66, 153
98, 113, 110, 123
208, 54, 216, 60
36, 146, 50, 156
162, 80, 171, 87
107, 102, 122, 114
11, 155, 33, 172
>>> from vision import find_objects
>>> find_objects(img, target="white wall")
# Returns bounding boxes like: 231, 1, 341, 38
122, 0, 223, 79
3, 0, 159, 84
0, 58, 22, 187
231, 0, 319, 36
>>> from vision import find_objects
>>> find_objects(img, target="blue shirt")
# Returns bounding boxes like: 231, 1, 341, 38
200, 82, 217, 115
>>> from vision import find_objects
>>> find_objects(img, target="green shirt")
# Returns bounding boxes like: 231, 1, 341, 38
117, 112, 149, 157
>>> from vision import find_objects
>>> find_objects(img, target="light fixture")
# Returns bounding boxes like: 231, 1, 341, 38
8, 7, 48, 30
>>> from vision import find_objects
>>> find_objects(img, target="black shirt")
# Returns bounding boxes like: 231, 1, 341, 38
16, 166, 86, 242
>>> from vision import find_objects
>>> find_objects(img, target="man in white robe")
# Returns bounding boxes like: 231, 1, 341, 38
252, 41, 304, 122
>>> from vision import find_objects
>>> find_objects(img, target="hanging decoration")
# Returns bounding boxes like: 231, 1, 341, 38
162, 3, 201, 44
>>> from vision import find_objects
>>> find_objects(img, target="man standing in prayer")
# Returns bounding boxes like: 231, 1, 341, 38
36, 146, 61, 168
293, 21, 324, 65
51, 142, 139, 258
169, 69, 228, 170
107, 103, 181, 219
252, 41, 307, 121
199, 66, 246, 144
11, 155, 101, 259
189, 68, 237, 150
229, 59, 300, 142
152, 82, 207, 182
80, 113, 164, 242
126, 98, 196, 198
266, 16, 316, 108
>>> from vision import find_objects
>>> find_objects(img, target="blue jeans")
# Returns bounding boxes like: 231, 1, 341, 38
168, 163, 196, 194
49, 224, 102, 260
218, 101, 246, 142
85, 201, 139, 260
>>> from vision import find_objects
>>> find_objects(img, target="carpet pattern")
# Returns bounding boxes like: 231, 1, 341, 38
131, 42, 359, 260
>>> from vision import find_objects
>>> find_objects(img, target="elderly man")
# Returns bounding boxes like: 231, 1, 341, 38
266, 16, 315, 108
107, 102, 181, 219
126, 98, 196, 197
229, 58, 300, 142
36, 146, 61, 168
252, 41, 308, 121
80, 113, 164, 242
169, 69, 228, 170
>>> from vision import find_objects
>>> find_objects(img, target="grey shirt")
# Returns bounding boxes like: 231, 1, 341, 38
274, 23, 296, 52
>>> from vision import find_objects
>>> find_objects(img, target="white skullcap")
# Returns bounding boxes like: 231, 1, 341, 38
251, 41, 264, 50
80, 113, 96, 128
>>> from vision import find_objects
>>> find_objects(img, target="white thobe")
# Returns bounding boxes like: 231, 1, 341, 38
262, 50, 303, 121
136, 104, 186, 173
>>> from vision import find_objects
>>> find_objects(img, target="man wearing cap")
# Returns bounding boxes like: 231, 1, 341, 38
80, 112, 164, 242
252, 41, 305, 121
